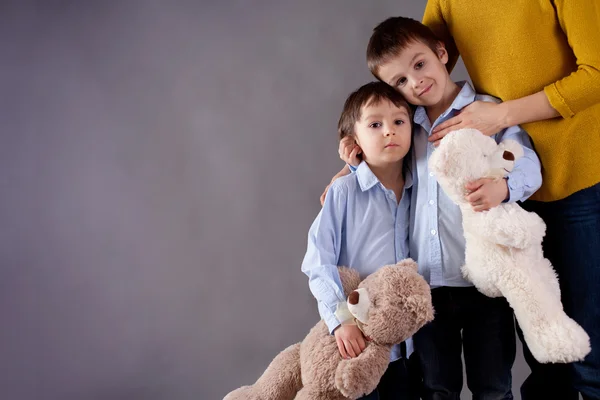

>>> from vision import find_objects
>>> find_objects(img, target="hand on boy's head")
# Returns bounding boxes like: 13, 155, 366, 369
465, 177, 509, 212
339, 136, 362, 167
430, 101, 507, 144
334, 324, 367, 359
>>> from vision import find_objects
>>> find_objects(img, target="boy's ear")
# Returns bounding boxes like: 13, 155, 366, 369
436, 41, 449, 64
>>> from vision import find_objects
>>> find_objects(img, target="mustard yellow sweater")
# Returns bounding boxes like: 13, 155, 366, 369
423, 0, 600, 201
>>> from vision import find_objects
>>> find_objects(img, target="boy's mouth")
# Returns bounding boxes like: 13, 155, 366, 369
385, 143, 399, 148
419, 84, 433, 97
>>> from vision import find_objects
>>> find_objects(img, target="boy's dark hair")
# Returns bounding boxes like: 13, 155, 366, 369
367, 16, 441, 78
338, 81, 411, 140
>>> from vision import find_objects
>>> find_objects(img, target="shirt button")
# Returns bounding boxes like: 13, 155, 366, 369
431, 229, 437, 236
429, 200, 435, 205
429, 172, 434, 177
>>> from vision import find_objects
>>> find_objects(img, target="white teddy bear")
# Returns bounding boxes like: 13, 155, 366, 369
428, 128, 590, 363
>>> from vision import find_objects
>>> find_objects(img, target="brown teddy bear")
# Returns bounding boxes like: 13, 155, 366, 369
224, 259, 434, 400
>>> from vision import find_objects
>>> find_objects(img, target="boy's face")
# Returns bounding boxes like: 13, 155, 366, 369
377, 41, 452, 107
353, 98, 411, 168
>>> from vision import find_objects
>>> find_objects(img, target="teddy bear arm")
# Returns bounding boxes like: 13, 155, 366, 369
334, 344, 390, 399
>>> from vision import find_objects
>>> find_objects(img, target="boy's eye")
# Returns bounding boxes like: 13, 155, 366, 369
396, 77, 407, 87
415, 61, 425, 69
395, 119, 405, 125
369, 122, 382, 128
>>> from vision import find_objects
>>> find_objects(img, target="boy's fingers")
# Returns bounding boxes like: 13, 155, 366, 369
473, 204, 490, 212
357, 336, 366, 352
349, 339, 362, 357
466, 191, 483, 203
343, 147, 353, 163
349, 147, 359, 164
336, 338, 349, 359
339, 137, 351, 152
467, 178, 494, 191
320, 183, 331, 206
465, 179, 484, 191
344, 340, 357, 358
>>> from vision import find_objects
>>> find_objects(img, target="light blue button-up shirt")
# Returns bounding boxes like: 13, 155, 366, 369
410, 81, 543, 287
302, 161, 413, 361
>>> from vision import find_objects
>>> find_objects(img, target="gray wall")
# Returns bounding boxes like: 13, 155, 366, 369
0, 1, 527, 399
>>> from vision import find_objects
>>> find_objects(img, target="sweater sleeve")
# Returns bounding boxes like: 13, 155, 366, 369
543, 0, 600, 118
422, 0, 460, 73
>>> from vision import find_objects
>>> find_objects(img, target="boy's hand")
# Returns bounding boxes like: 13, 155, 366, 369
339, 136, 362, 167
320, 165, 351, 206
333, 324, 367, 359
465, 178, 509, 212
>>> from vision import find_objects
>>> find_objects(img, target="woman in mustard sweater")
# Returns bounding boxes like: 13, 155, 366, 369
423, 1, 600, 399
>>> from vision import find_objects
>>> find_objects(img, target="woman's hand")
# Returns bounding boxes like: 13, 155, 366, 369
429, 101, 509, 146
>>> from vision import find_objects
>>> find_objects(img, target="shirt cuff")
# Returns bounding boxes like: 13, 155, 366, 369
324, 313, 342, 334
348, 163, 358, 173
506, 171, 525, 203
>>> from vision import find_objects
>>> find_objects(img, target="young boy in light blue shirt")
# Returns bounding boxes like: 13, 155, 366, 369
302, 81, 418, 400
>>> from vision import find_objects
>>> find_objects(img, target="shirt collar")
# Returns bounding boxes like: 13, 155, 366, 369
355, 161, 413, 192
414, 81, 476, 127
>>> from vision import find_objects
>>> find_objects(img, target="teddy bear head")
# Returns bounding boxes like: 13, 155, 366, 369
344, 259, 433, 345
428, 129, 523, 204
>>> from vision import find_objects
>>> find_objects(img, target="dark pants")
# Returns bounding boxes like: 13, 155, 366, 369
360, 355, 421, 400
413, 286, 516, 400
519, 183, 600, 400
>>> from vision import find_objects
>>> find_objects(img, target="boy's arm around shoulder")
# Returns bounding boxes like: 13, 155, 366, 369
302, 179, 350, 333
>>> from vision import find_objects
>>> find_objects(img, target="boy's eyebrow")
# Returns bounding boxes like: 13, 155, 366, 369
363, 110, 410, 120
410, 52, 424, 66
386, 52, 424, 85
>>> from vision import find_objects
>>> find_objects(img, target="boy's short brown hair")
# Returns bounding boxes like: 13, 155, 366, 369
338, 81, 411, 140
367, 17, 441, 78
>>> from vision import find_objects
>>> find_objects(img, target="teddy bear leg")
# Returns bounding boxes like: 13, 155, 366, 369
223, 343, 302, 400
494, 266, 590, 364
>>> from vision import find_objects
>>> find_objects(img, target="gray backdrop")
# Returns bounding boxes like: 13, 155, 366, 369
0, 1, 529, 399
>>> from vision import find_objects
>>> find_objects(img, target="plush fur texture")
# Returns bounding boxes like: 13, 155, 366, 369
224, 259, 433, 399
429, 129, 591, 363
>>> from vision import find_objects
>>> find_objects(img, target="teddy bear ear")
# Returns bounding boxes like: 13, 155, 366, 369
498, 139, 524, 161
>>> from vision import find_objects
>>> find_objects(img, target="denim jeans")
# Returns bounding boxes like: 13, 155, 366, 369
359, 355, 421, 400
519, 182, 600, 400
413, 286, 516, 400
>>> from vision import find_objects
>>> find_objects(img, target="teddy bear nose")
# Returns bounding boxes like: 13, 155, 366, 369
348, 291, 360, 305
502, 151, 515, 161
